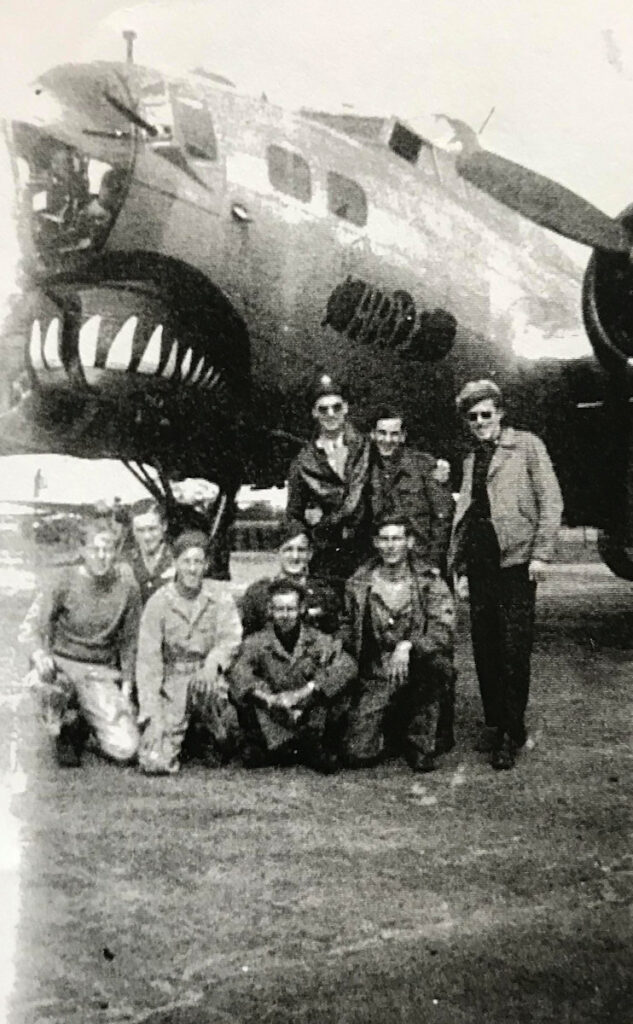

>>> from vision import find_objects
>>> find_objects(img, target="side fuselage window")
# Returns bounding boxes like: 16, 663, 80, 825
267, 145, 312, 201
327, 172, 367, 227
171, 86, 218, 161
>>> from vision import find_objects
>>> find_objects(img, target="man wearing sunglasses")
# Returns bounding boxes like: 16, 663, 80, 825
287, 372, 370, 594
449, 379, 562, 770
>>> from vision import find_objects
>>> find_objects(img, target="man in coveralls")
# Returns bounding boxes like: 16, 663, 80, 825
341, 514, 456, 773
229, 578, 356, 773
135, 530, 242, 774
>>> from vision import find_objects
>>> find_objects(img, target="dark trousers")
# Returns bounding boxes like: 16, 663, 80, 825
467, 562, 536, 746
344, 650, 455, 764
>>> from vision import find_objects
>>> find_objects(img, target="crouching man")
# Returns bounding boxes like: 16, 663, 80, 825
26, 520, 141, 767
341, 515, 456, 773
228, 579, 357, 773
135, 530, 242, 775
239, 519, 340, 637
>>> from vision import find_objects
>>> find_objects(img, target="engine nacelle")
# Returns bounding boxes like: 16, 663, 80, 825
582, 205, 633, 380
582, 209, 633, 578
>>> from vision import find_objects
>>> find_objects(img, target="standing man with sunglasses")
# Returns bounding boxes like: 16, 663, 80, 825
449, 380, 562, 770
287, 372, 370, 594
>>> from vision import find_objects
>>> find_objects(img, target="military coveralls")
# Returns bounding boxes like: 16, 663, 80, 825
286, 422, 370, 592
239, 575, 341, 637
340, 558, 455, 765
228, 624, 357, 763
136, 580, 242, 773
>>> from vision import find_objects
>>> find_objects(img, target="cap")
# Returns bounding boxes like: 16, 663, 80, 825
172, 529, 209, 558
310, 371, 346, 407
277, 518, 311, 549
455, 379, 503, 415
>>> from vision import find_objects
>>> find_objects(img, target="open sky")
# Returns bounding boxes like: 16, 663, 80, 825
0, 0, 632, 501
2, 0, 633, 211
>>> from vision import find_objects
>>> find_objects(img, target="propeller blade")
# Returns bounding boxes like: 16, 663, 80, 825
457, 150, 631, 253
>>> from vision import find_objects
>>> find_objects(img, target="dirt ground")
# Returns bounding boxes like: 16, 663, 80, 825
1, 552, 632, 1024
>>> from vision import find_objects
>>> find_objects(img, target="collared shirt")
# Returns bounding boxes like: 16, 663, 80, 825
315, 431, 348, 480
123, 543, 175, 605
136, 580, 242, 719
287, 421, 370, 542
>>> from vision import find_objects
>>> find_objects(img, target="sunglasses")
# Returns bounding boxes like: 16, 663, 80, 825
467, 409, 494, 422
316, 401, 343, 414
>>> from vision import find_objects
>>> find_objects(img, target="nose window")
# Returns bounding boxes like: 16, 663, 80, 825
11, 123, 128, 267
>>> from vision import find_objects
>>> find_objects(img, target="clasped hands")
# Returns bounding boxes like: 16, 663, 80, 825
253, 681, 317, 723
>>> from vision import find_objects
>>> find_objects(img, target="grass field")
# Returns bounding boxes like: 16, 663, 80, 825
2, 555, 632, 1024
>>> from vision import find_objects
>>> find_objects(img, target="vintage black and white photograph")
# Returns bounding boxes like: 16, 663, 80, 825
0, 0, 631, 1020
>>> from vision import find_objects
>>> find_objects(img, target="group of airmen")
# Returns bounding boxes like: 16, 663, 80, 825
23, 372, 563, 776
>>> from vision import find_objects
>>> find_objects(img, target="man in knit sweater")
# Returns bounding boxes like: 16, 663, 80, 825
27, 520, 142, 767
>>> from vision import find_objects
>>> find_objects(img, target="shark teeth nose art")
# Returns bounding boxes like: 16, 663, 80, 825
43, 318, 62, 368
28, 319, 43, 370
137, 324, 162, 375
105, 316, 138, 370
28, 315, 224, 391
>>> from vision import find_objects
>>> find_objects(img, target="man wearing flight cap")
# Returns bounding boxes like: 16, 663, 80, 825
286, 372, 370, 593
449, 379, 563, 770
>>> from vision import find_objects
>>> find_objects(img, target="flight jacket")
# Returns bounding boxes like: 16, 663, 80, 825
449, 427, 563, 574
286, 422, 370, 545
339, 556, 455, 664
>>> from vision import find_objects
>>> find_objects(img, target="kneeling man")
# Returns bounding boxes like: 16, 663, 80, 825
341, 515, 456, 772
229, 579, 356, 773
27, 520, 141, 767
136, 530, 242, 774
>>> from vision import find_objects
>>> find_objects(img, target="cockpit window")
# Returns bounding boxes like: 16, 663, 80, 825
266, 145, 311, 202
327, 172, 367, 227
10, 122, 129, 268
170, 84, 217, 161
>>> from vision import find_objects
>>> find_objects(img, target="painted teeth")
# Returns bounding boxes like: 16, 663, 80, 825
78, 315, 101, 368
43, 318, 62, 368
28, 317, 222, 389
105, 316, 137, 370
162, 341, 178, 379
189, 356, 205, 384
137, 324, 162, 374
29, 319, 44, 369
180, 348, 193, 378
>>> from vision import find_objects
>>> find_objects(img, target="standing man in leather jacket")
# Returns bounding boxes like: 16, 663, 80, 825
287, 372, 370, 594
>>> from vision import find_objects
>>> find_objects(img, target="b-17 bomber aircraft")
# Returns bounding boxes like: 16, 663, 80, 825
1, 55, 633, 574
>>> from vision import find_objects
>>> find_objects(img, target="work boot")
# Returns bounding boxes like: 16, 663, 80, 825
434, 730, 455, 756
54, 718, 86, 768
491, 735, 516, 771
302, 748, 340, 775
406, 750, 437, 773
240, 744, 270, 769
475, 725, 499, 753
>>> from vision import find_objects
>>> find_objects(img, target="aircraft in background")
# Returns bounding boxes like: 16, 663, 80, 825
1, 51, 631, 574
